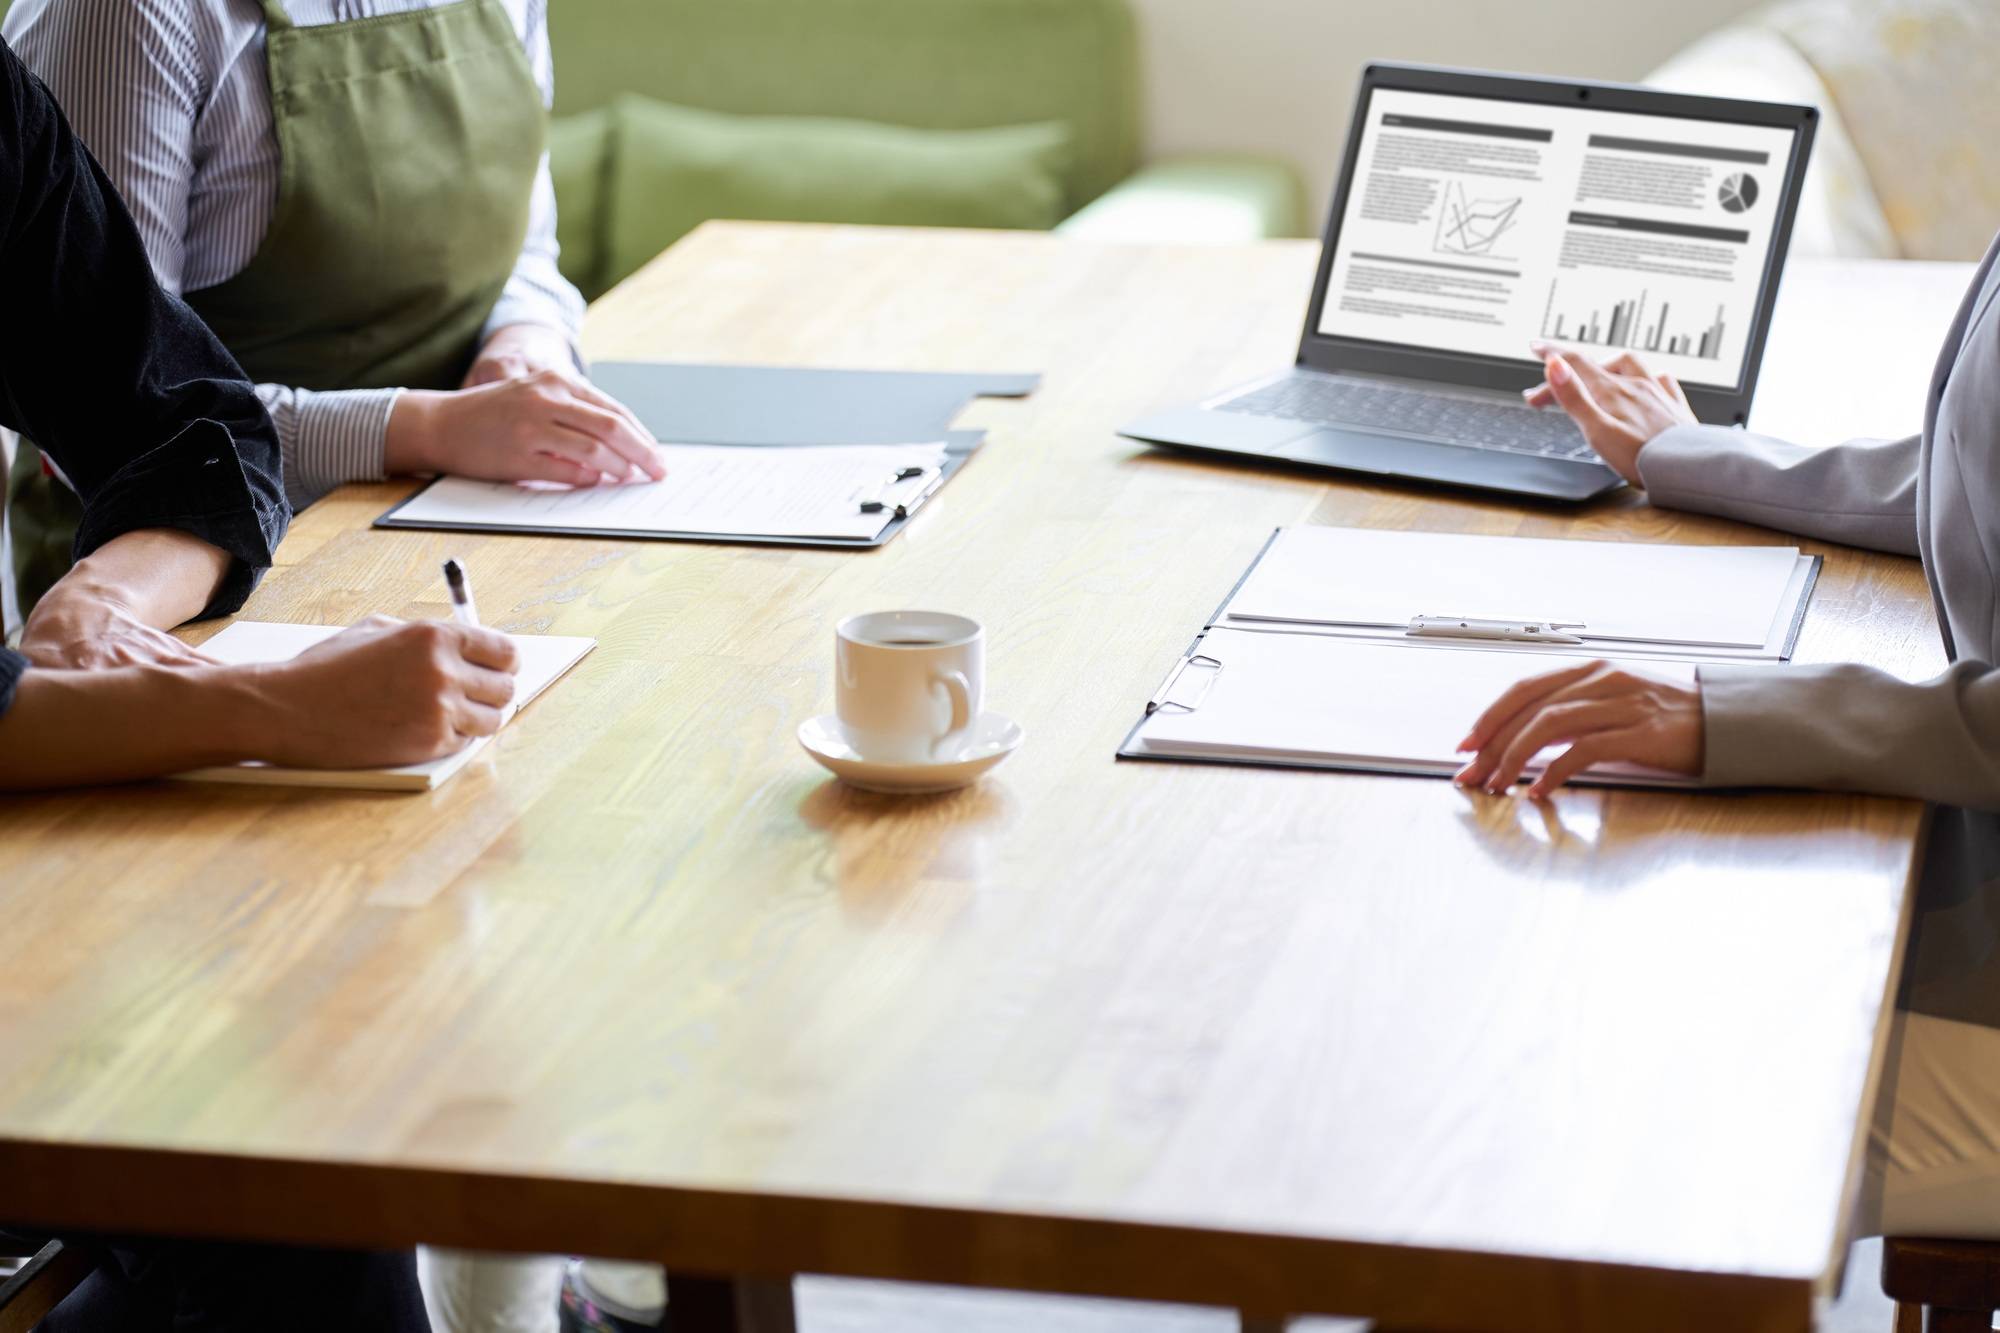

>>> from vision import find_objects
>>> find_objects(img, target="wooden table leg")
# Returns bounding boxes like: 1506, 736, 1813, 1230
668, 1274, 797, 1333
1919, 1308, 1995, 1333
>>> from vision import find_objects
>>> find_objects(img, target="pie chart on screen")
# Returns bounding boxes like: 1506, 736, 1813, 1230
1719, 172, 1759, 213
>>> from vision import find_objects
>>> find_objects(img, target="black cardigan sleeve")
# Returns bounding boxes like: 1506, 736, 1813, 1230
0, 646, 23, 717
0, 37, 288, 642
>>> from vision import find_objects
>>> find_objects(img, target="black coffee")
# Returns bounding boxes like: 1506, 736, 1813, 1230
878, 637, 944, 646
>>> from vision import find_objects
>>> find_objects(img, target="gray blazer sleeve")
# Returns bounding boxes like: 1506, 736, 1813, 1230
1700, 661, 2000, 809
1636, 426, 2000, 806
1637, 424, 1922, 557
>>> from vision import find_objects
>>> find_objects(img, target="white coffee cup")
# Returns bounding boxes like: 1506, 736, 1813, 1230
835, 611, 984, 763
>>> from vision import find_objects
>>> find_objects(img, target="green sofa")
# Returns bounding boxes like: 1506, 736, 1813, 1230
0, 0, 1305, 296
546, 0, 1306, 297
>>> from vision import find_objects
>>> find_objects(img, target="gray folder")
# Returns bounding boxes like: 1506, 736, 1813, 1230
589, 361, 1041, 446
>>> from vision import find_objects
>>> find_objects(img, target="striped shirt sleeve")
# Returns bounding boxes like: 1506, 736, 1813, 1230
4, 0, 204, 292
261, 385, 401, 513
480, 0, 586, 350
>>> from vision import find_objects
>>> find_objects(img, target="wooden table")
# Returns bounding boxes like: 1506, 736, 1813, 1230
0, 226, 1969, 1333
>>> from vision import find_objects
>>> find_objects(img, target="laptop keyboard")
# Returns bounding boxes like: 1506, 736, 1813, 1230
1217, 375, 1597, 460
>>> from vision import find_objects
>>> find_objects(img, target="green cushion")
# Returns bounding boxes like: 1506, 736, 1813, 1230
549, 0, 1138, 211
601, 96, 1071, 289
548, 109, 612, 299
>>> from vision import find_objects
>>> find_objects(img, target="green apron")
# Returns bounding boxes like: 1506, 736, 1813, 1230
3, 0, 546, 623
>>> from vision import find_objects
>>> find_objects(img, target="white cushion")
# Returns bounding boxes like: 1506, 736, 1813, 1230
1766, 0, 2000, 261
1647, 22, 1897, 259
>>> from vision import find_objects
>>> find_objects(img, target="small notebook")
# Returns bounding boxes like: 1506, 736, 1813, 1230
175, 622, 596, 792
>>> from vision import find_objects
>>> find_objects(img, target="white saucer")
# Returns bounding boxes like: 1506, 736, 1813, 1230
798, 712, 1023, 793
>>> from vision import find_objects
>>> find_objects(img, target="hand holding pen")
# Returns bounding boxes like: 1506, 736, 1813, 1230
242, 563, 519, 769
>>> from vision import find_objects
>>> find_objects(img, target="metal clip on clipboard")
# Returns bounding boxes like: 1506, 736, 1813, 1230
1406, 615, 1586, 646
1145, 653, 1224, 715
859, 465, 945, 520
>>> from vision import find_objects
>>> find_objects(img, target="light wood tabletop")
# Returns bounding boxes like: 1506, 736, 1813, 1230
0, 225, 1967, 1333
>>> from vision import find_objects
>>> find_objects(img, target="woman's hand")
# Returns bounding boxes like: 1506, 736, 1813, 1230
1454, 659, 1705, 799
20, 584, 217, 669
245, 616, 521, 769
1521, 343, 1696, 485
386, 368, 667, 487
464, 323, 576, 388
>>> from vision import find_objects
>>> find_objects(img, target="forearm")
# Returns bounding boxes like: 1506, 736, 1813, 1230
1638, 426, 1922, 555
41, 527, 230, 631
384, 390, 448, 475
0, 663, 266, 789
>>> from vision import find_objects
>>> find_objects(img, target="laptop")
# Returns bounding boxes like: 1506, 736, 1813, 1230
1120, 63, 1818, 502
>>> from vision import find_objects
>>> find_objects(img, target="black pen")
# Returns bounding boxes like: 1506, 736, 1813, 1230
443, 558, 481, 627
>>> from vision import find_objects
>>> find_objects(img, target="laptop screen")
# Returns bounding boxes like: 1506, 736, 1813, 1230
1314, 86, 1801, 393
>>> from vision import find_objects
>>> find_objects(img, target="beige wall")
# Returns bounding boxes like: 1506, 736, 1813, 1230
1127, 0, 1769, 227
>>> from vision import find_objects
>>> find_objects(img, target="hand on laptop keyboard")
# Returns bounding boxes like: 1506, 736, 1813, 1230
1522, 343, 1697, 485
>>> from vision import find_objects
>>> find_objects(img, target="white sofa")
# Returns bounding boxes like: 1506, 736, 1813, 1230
1648, 0, 2000, 261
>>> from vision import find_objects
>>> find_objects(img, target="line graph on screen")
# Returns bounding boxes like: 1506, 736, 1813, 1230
1433, 180, 1523, 259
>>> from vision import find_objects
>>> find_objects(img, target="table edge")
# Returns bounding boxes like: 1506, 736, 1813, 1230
0, 1137, 1813, 1331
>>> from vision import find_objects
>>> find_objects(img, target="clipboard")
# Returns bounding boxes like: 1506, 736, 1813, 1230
375, 360, 1039, 548
1118, 527, 1822, 782
375, 431, 986, 549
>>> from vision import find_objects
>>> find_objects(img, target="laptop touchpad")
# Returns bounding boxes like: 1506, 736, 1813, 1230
1275, 428, 1436, 474
1277, 427, 1614, 497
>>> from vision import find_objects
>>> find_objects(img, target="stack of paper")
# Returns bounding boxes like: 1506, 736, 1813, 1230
176, 622, 595, 792
1221, 526, 1816, 660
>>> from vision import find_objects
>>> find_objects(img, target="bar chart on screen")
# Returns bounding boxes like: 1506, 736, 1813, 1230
1539, 279, 1726, 360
